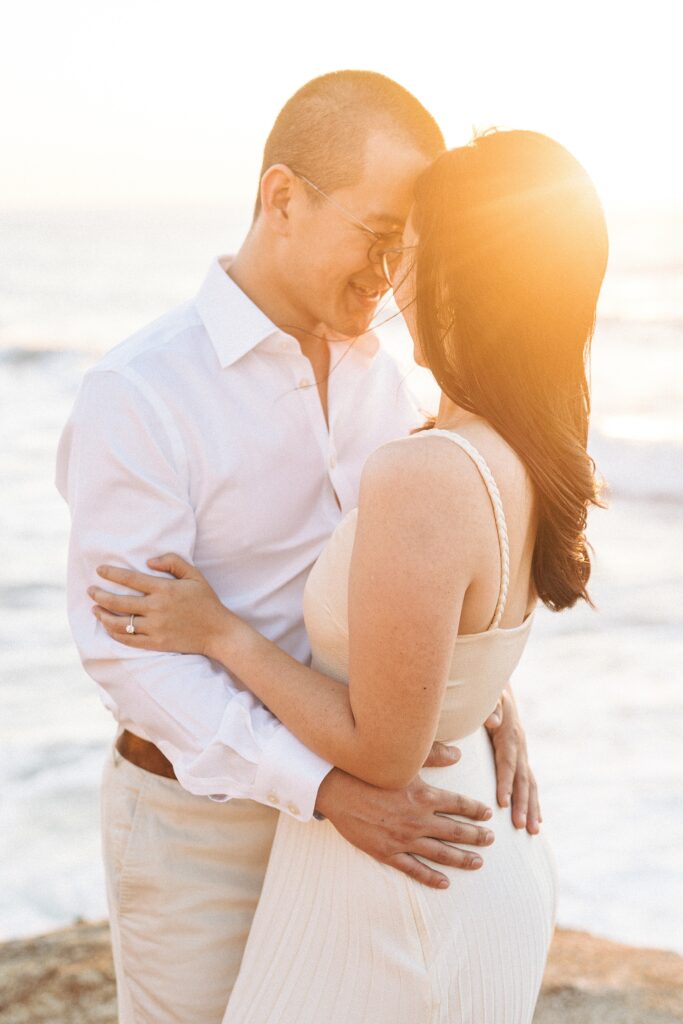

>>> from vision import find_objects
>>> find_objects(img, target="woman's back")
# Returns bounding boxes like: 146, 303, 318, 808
304, 423, 538, 740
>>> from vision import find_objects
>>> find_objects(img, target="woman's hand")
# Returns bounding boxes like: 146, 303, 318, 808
88, 553, 232, 657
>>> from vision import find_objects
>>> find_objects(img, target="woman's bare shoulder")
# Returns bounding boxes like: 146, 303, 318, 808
361, 426, 531, 518
359, 433, 490, 522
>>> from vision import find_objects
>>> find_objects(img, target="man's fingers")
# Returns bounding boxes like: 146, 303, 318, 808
427, 817, 494, 848
386, 852, 450, 890
423, 742, 461, 768
494, 745, 517, 808
429, 786, 492, 821
484, 698, 503, 730
409, 838, 486, 872
525, 774, 542, 834
511, 767, 530, 829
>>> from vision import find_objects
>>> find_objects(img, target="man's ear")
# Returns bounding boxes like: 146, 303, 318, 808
259, 164, 297, 237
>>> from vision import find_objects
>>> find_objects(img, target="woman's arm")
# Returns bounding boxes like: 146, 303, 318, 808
92, 439, 484, 789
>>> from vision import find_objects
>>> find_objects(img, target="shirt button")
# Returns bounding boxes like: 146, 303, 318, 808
267, 791, 279, 805
287, 802, 301, 816
329, 452, 337, 469
299, 377, 311, 388
280, 341, 289, 351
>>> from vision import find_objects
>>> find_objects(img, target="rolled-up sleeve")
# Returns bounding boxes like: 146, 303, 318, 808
55, 368, 332, 821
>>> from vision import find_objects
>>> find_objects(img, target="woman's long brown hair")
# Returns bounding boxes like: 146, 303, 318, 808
411, 130, 608, 611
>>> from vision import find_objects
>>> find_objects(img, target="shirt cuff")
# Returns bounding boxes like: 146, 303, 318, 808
253, 724, 334, 822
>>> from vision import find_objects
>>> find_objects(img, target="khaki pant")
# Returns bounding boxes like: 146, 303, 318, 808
101, 744, 279, 1023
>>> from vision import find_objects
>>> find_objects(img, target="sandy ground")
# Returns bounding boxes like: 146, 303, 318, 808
0, 921, 681, 1023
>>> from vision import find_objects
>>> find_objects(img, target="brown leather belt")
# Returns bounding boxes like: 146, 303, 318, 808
116, 729, 177, 780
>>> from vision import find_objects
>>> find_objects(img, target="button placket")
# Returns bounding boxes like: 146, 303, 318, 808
290, 350, 343, 515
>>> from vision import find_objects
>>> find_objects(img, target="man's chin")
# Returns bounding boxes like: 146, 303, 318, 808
330, 311, 377, 341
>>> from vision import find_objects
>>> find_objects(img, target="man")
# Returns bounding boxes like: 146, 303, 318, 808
56, 70, 541, 1023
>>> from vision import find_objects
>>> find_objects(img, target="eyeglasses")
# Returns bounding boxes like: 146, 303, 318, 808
291, 170, 416, 287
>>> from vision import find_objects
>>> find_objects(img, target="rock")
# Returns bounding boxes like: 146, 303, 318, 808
0, 921, 116, 1024
0, 921, 681, 1023
534, 928, 683, 1024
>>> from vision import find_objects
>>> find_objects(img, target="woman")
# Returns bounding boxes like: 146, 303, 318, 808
89, 129, 608, 1022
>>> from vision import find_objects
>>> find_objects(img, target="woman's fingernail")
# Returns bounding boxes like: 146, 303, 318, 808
470, 856, 483, 868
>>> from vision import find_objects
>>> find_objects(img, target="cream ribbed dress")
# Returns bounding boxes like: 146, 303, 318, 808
222, 430, 559, 1024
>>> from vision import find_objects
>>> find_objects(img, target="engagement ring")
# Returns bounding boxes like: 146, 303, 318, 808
126, 614, 136, 635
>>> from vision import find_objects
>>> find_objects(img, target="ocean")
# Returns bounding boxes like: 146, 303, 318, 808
1, 202, 681, 954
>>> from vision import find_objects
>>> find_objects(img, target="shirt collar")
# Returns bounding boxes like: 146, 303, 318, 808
196, 255, 381, 367
195, 256, 282, 368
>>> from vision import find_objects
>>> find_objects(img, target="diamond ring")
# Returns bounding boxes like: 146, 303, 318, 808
126, 614, 136, 635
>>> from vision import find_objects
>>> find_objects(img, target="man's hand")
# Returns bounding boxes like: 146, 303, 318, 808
484, 685, 541, 834
314, 741, 495, 890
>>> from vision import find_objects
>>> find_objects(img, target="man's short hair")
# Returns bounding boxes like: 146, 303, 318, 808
253, 70, 445, 220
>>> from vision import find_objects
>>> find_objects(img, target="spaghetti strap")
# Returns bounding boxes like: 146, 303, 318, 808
402, 428, 511, 630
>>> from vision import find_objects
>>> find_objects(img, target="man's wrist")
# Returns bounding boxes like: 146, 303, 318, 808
313, 765, 344, 820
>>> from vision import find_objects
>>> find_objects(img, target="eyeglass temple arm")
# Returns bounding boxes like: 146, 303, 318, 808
292, 171, 383, 239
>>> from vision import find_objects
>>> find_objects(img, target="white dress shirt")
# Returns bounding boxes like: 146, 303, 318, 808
56, 257, 422, 821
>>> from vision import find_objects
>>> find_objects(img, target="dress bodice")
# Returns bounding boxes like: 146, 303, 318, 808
303, 429, 535, 742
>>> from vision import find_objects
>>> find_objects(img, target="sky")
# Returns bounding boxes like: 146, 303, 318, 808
2, 0, 682, 211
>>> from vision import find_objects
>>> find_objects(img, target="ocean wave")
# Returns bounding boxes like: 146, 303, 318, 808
0, 582, 64, 608
0, 346, 86, 366
0, 741, 106, 793
590, 429, 683, 503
